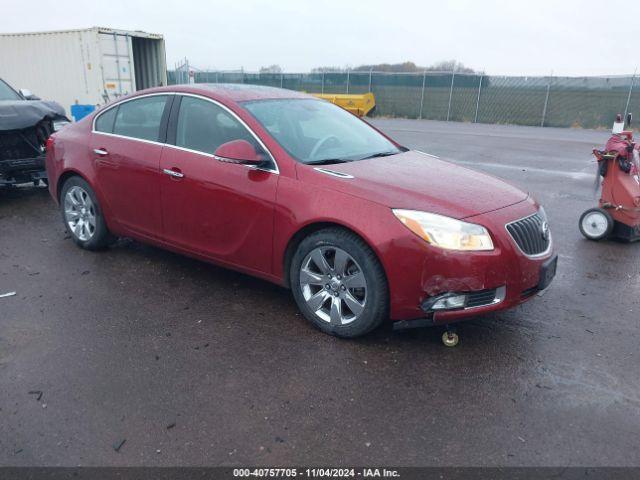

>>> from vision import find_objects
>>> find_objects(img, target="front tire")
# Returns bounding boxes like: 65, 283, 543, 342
290, 228, 389, 338
60, 176, 115, 250
579, 207, 613, 241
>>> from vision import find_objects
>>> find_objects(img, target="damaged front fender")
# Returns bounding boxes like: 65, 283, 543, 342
0, 100, 69, 185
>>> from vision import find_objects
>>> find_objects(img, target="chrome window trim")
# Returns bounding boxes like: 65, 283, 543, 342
92, 131, 166, 148
164, 143, 262, 169
91, 91, 279, 175
504, 212, 553, 259
163, 143, 271, 172
91, 92, 175, 133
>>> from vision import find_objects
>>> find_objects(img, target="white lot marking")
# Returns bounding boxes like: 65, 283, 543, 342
0, 291, 17, 298
452, 159, 593, 181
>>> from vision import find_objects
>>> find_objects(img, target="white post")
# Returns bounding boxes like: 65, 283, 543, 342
541, 72, 552, 127
112, 33, 122, 94
419, 71, 427, 119
446, 70, 455, 121
321, 71, 325, 94
346, 68, 350, 94
280, 73, 284, 88
368, 68, 373, 93
474, 74, 484, 123
623, 68, 638, 120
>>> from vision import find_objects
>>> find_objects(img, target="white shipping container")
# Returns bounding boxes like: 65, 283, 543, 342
0, 27, 167, 116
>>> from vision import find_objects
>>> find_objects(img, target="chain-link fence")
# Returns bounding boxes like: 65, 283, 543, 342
167, 68, 639, 129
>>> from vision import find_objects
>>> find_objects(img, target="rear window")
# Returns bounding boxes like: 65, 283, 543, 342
112, 95, 168, 142
94, 107, 118, 133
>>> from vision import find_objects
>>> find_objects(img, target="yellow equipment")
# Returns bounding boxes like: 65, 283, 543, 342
311, 92, 376, 117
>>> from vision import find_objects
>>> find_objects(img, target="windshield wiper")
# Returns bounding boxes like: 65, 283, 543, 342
305, 158, 350, 165
359, 150, 398, 160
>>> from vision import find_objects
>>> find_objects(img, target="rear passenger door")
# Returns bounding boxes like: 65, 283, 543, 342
91, 94, 172, 239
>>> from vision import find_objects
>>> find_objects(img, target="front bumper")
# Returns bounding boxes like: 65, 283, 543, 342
398, 254, 557, 329
0, 155, 47, 184
382, 198, 556, 324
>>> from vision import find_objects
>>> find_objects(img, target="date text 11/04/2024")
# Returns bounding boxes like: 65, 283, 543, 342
232, 468, 400, 477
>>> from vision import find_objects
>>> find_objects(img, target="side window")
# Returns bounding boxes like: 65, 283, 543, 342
112, 95, 168, 142
94, 106, 118, 133
176, 96, 259, 155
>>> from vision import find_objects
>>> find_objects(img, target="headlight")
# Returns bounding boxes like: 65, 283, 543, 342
52, 120, 70, 131
392, 209, 494, 251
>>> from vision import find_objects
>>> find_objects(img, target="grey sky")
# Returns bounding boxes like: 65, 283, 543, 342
2, 0, 639, 76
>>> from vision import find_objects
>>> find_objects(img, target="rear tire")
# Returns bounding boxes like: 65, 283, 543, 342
60, 176, 115, 250
290, 228, 388, 338
579, 207, 614, 241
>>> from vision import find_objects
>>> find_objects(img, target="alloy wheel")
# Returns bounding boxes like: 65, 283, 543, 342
299, 246, 367, 325
64, 186, 96, 241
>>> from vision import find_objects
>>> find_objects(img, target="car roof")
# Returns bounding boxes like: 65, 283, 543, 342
141, 83, 313, 103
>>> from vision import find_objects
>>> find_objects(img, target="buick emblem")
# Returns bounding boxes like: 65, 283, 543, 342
541, 221, 550, 241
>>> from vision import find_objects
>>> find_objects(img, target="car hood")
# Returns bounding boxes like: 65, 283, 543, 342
0, 100, 67, 131
300, 150, 529, 219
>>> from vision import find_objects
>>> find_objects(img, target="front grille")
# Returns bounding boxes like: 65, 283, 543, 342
0, 127, 46, 161
466, 289, 498, 308
0, 156, 45, 174
506, 213, 550, 256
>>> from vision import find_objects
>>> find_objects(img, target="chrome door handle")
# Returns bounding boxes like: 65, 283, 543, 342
163, 168, 184, 178
93, 148, 108, 156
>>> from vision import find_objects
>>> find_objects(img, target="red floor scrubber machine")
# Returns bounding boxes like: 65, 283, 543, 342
579, 113, 640, 241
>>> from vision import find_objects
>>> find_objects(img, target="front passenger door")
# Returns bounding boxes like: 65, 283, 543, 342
159, 95, 278, 275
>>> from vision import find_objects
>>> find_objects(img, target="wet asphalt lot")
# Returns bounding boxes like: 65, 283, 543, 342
1, 119, 639, 467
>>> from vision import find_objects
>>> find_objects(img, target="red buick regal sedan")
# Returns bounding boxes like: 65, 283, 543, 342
45, 84, 556, 344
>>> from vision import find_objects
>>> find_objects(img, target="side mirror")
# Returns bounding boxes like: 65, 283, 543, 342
19, 88, 40, 100
213, 139, 264, 165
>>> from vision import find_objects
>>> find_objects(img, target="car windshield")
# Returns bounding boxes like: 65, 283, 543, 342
0, 79, 22, 101
242, 98, 401, 164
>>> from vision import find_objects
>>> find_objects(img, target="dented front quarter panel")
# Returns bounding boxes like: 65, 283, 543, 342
379, 196, 553, 321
